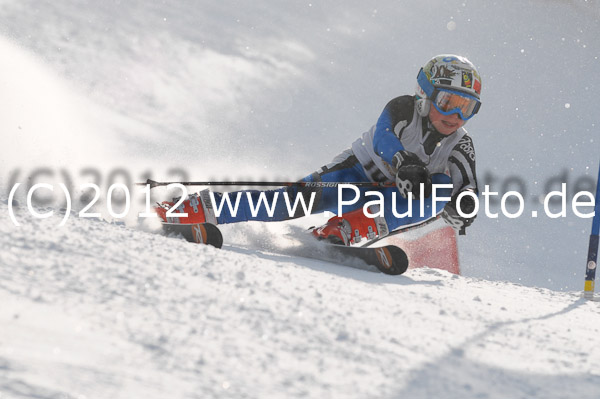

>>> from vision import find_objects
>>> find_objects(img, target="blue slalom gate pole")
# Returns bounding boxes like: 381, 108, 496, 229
584, 162, 600, 299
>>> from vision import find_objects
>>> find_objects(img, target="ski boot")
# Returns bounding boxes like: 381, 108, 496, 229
154, 189, 218, 225
312, 207, 389, 246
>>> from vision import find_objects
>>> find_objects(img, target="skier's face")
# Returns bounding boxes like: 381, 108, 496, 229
428, 106, 465, 135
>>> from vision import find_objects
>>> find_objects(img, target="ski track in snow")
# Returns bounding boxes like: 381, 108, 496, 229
2, 201, 600, 399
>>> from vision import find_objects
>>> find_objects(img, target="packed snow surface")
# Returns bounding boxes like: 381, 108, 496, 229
2, 203, 600, 399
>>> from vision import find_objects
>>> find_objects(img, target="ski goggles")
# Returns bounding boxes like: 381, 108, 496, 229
431, 88, 481, 120
417, 68, 481, 121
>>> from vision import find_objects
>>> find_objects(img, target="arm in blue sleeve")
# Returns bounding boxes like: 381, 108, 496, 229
372, 98, 411, 164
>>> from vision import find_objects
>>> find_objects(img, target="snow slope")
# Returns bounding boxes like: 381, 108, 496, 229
2, 203, 600, 399
1, 0, 600, 398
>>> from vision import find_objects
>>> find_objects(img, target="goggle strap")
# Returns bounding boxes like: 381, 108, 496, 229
417, 68, 436, 98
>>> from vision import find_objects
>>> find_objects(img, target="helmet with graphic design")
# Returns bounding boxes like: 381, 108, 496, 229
415, 54, 482, 120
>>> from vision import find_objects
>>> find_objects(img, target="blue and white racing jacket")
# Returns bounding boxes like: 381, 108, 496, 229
351, 95, 478, 195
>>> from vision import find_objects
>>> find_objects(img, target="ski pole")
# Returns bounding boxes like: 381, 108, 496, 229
136, 179, 396, 189
584, 162, 600, 300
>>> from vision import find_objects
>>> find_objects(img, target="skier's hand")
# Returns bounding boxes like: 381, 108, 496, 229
442, 190, 477, 235
392, 150, 425, 170
392, 151, 432, 200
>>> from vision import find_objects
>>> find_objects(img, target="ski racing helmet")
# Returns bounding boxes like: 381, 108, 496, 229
415, 54, 482, 121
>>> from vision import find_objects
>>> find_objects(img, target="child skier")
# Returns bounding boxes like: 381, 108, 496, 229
156, 54, 481, 245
